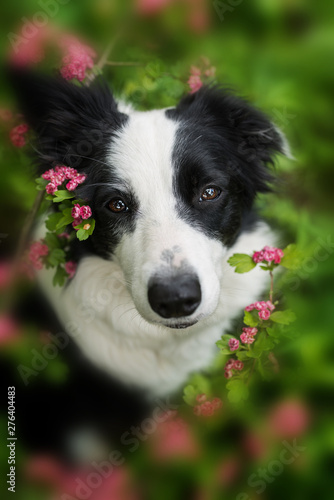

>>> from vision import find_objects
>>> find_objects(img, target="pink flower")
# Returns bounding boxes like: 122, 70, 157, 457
240, 333, 255, 344
66, 174, 86, 191
225, 359, 234, 370
15, 123, 29, 134
196, 393, 207, 403
65, 261, 77, 279
72, 217, 82, 229
188, 75, 203, 94
151, 412, 199, 459
45, 182, 58, 195
233, 360, 244, 371
59, 35, 96, 82
200, 402, 214, 417
224, 369, 233, 379
211, 397, 223, 410
242, 327, 258, 336
9, 123, 29, 148
245, 304, 255, 312
252, 251, 263, 263
228, 338, 239, 351
259, 309, 271, 320
252, 246, 284, 265
71, 204, 81, 219
266, 300, 275, 311
80, 205, 92, 219
268, 400, 310, 438
254, 301, 267, 311
10, 132, 26, 148
28, 241, 49, 270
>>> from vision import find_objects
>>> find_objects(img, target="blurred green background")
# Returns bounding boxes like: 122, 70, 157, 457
0, 0, 334, 499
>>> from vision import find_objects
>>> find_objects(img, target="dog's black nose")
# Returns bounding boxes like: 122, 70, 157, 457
148, 275, 201, 319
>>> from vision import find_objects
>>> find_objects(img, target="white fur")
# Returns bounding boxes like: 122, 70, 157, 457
36, 109, 277, 396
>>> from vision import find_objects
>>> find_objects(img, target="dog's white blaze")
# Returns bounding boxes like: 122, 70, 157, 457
108, 110, 223, 325
35, 108, 279, 396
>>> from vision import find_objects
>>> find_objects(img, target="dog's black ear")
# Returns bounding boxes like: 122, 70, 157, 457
7, 66, 128, 173
168, 85, 291, 205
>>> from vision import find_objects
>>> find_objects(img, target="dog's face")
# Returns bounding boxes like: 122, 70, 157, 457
12, 70, 288, 329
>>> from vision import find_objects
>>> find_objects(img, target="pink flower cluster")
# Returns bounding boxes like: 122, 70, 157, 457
224, 359, 244, 379
10, 25, 46, 66
71, 204, 92, 229
64, 261, 77, 279
193, 394, 223, 417
228, 338, 239, 351
187, 59, 216, 94
240, 327, 258, 344
245, 300, 275, 321
28, 241, 49, 270
10, 123, 29, 148
42, 166, 86, 195
152, 410, 198, 459
253, 246, 284, 265
59, 35, 96, 82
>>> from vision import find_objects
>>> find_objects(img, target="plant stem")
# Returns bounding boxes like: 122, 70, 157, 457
269, 270, 274, 303
246, 359, 256, 386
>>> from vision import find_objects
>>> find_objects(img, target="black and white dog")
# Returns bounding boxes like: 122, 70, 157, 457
10, 70, 291, 458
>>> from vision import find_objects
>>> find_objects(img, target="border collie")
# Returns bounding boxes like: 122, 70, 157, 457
12, 70, 290, 398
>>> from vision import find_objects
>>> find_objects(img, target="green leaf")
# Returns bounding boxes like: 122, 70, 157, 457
75, 219, 95, 241
52, 265, 68, 287
45, 212, 63, 231
183, 385, 197, 406
236, 350, 249, 361
250, 334, 275, 356
191, 374, 211, 395
257, 358, 274, 381
52, 190, 75, 203
280, 244, 303, 270
226, 379, 249, 403
270, 309, 296, 325
56, 212, 74, 230
227, 253, 256, 273
44, 232, 61, 249
47, 248, 66, 267
243, 310, 259, 327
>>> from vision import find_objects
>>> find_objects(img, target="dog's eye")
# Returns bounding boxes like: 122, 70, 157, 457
199, 187, 221, 202
108, 198, 128, 213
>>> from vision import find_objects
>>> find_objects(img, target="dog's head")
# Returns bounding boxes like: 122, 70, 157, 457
11, 70, 289, 329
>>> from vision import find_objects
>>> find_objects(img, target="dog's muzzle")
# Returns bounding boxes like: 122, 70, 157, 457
147, 274, 201, 319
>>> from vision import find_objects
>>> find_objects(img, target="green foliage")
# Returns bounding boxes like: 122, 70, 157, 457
280, 244, 304, 270
270, 309, 296, 325
226, 379, 249, 403
243, 310, 259, 327
227, 253, 256, 273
